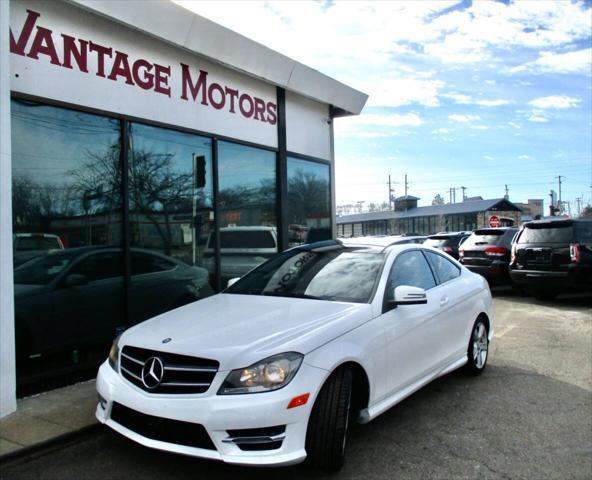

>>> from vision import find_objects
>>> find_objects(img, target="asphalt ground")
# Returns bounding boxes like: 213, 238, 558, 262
1, 291, 591, 480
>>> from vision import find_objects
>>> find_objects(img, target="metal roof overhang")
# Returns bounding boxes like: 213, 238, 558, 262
67, 0, 368, 116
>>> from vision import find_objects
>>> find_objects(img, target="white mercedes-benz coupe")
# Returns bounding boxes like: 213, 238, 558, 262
96, 237, 493, 470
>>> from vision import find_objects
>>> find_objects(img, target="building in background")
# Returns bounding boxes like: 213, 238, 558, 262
337, 198, 523, 237
0, 0, 366, 416
514, 199, 544, 221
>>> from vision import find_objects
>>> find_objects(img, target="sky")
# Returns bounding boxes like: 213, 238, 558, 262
176, 0, 592, 214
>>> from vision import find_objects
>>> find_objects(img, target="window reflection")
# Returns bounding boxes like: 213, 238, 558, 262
217, 141, 277, 286
287, 158, 331, 246
128, 123, 216, 323
11, 100, 123, 394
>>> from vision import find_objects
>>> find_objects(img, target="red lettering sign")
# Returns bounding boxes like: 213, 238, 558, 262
10, 9, 277, 124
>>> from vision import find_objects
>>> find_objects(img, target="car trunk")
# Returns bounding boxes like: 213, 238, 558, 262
515, 223, 574, 272
461, 230, 511, 267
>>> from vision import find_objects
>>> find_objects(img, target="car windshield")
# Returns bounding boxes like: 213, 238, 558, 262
518, 223, 574, 244
226, 246, 385, 303
14, 250, 78, 285
14, 236, 61, 251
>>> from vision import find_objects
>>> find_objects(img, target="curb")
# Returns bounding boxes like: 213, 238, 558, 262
0, 423, 103, 467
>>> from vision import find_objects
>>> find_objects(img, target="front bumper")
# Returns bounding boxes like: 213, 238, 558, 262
96, 360, 327, 466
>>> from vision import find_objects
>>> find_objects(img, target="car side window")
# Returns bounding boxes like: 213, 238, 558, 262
131, 252, 175, 275
384, 250, 436, 303
425, 251, 461, 284
69, 252, 123, 282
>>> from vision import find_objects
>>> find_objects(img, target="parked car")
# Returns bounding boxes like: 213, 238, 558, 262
203, 226, 278, 285
423, 232, 471, 259
13, 246, 214, 364
96, 237, 493, 470
13, 233, 64, 268
459, 227, 519, 286
510, 218, 592, 300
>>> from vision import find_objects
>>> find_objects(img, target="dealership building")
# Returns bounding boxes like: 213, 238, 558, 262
337, 197, 524, 237
0, 0, 367, 417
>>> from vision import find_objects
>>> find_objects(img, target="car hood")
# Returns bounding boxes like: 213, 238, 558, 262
120, 293, 372, 371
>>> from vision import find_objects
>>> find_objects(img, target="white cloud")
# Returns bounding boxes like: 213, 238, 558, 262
442, 92, 510, 107
528, 115, 550, 123
508, 121, 521, 129
483, 155, 494, 160
359, 78, 445, 108
528, 95, 581, 109
431, 128, 452, 134
510, 48, 592, 75
471, 125, 489, 130
344, 113, 424, 127
518, 155, 531, 160
448, 114, 481, 123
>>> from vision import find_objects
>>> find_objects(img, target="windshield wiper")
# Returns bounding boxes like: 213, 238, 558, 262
261, 291, 322, 300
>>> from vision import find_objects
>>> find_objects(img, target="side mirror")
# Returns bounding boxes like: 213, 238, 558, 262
226, 277, 240, 288
393, 285, 427, 306
66, 274, 88, 287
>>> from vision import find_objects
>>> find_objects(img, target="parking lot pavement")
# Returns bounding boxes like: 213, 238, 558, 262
1, 293, 591, 480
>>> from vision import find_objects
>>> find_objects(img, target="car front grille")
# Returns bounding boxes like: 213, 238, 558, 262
110, 402, 216, 450
120, 345, 219, 394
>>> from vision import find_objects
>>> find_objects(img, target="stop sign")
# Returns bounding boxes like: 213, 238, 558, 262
489, 215, 501, 228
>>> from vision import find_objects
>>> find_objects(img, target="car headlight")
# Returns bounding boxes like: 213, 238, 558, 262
218, 352, 303, 395
108, 335, 121, 372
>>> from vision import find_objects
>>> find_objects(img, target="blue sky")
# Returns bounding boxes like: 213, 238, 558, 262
178, 0, 592, 214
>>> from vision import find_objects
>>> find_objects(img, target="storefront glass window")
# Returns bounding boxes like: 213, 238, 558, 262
217, 141, 277, 286
11, 99, 123, 394
287, 157, 331, 246
128, 123, 216, 324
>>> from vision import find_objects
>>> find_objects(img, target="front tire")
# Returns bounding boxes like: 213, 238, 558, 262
465, 318, 489, 375
305, 368, 352, 471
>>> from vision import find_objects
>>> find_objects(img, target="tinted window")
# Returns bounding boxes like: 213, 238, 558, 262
574, 222, 592, 243
384, 250, 436, 302
70, 252, 123, 281
518, 224, 574, 244
211, 230, 276, 249
425, 251, 461, 284
14, 236, 62, 251
462, 230, 505, 248
14, 251, 78, 285
128, 123, 215, 301
287, 158, 331, 247
424, 237, 454, 247
131, 252, 175, 275
226, 248, 384, 303
217, 142, 277, 284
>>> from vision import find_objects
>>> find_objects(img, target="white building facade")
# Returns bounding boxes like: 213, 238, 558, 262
0, 0, 366, 417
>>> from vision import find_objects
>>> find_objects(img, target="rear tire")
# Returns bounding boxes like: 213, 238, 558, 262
464, 318, 489, 375
305, 368, 353, 471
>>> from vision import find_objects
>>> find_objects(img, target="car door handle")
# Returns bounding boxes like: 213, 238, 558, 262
440, 296, 449, 307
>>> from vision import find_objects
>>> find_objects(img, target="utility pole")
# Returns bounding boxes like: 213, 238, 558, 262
555, 175, 563, 213
452, 187, 457, 204
504, 184, 509, 200
404, 173, 409, 197
549, 190, 555, 216
576, 196, 582, 216
461, 186, 466, 201
388, 174, 395, 211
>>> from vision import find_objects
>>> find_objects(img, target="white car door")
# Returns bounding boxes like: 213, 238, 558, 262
424, 250, 469, 361
379, 250, 447, 396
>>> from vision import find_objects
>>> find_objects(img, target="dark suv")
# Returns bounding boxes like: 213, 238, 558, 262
459, 227, 519, 286
423, 232, 471, 260
510, 218, 592, 299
